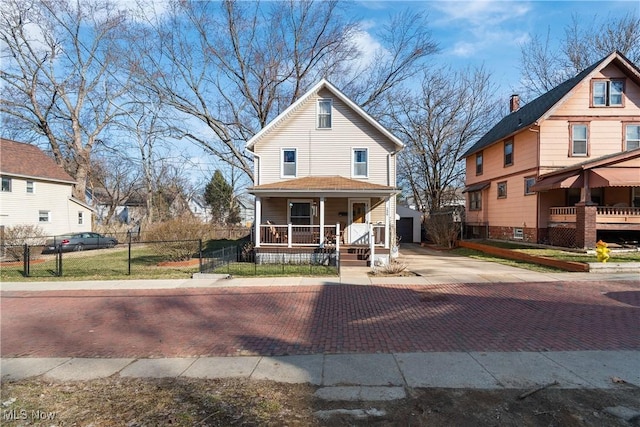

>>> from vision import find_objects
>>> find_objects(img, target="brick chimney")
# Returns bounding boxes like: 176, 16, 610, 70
510, 94, 520, 112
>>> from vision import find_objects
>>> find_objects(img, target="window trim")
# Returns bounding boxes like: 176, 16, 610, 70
26, 180, 35, 194
504, 140, 513, 167
624, 123, 640, 151
570, 123, 589, 157
497, 181, 508, 199
513, 228, 524, 239
469, 191, 482, 211
475, 152, 483, 175
281, 148, 297, 178
524, 177, 536, 196
317, 98, 332, 129
1, 176, 11, 192
352, 147, 368, 178
591, 78, 625, 107
38, 210, 51, 223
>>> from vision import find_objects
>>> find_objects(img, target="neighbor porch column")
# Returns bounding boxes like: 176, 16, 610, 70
385, 197, 390, 249
255, 196, 262, 248
319, 196, 325, 246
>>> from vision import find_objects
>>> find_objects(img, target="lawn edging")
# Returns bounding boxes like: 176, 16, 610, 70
458, 241, 589, 272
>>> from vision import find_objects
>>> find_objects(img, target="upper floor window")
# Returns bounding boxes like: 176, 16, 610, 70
497, 181, 507, 198
571, 123, 588, 157
626, 124, 640, 151
282, 148, 297, 178
524, 177, 536, 195
317, 99, 332, 129
592, 79, 624, 107
352, 148, 368, 177
1, 176, 11, 192
26, 181, 34, 193
504, 140, 513, 167
78, 211, 84, 225
475, 152, 483, 175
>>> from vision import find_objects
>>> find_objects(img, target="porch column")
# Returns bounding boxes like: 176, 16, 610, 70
255, 196, 262, 248
385, 197, 390, 249
319, 197, 325, 246
575, 203, 597, 249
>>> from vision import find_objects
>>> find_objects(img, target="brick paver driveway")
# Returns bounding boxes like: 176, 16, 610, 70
1, 280, 639, 358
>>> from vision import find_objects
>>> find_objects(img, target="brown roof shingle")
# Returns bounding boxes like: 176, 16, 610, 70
249, 176, 396, 192
0, 138, 75, 183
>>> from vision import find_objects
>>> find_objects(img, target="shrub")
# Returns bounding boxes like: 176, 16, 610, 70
2, 225, 47, 261
424, 210, 461, 248
143, 215, 208, 262
378, 260, 408, 275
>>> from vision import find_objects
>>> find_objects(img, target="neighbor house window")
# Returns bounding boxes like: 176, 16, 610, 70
469, 191, 482, 210
39, 210, 50, 222
282, 148, 297, 178
78, 211, 84, 225
1, 176, 11, 192
626, 124, 640, 151
592, 79, 624, 107
497, 181, 507, 198
514, 228, 524, 239
504, 140, 513, 166
289, 200, 312, 225
571, 123, 588, 156
524, 177, 536, 195
26, 180, 34, 193
352, 148, 368, 177
476, 152, 483, 175
317, 99, 332, 129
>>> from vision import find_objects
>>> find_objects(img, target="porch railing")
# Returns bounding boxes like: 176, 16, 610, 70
258, 224, 341, 247
548, 206, 640, 224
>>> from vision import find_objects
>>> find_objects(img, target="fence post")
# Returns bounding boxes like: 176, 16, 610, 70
57, 244, 63, 277
128, 231, 132, 275
198, 239, 203, 273
23, 244, 29, 277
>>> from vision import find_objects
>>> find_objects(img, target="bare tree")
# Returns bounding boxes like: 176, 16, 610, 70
0, 0, 131, 200
387, 67, 498, 214
128, 0, 437, 181
519, 12, 640, 97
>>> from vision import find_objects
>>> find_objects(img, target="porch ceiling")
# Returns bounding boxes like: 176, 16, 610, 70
532, 167, 640, 191
248, 176, 399, 197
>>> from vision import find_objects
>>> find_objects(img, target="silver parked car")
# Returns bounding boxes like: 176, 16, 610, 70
43, 232, 118, 253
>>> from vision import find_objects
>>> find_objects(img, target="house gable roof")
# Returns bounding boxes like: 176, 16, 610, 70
0, 138, 75, 184
461, 51, 640, 159
245, 79, 404, 151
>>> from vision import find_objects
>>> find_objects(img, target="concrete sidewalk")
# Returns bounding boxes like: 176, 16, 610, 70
2, 351, 639, 400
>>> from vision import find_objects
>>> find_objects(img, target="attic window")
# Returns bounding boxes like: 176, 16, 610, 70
592, 79, 624, 107
317, 99, 332, 129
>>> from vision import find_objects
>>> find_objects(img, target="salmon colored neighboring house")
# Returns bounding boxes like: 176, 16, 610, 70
461, 51, 640, 248
246, 79, 403, 266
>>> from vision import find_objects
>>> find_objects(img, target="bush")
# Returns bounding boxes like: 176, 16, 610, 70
424, 210, 461, 248
143, 215, 208, 262
2, 225, 47, 261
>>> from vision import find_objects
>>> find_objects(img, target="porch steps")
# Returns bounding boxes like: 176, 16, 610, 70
339, 246, 370, 267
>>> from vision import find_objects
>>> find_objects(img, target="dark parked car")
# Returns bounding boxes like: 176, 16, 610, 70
43, 232, 118, 253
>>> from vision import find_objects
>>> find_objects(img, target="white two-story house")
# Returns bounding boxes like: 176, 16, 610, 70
247, 80, 403, 266
0, 138, 93, 237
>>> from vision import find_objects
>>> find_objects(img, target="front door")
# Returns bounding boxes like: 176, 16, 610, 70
348, 199, 369, 244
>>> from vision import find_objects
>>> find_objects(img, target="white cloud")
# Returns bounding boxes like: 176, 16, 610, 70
351, 27, 386, 69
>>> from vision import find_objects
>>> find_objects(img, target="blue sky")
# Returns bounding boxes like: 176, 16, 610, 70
355, 0, 640, 95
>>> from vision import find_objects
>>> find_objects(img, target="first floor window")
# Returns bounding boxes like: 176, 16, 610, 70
571, 124, 588, 156
282, 149, 296, 177
497, 181, 507, 198
1, 176, 11, 192
353, 148, 368, 177
626, 124, 640, 151
289, 201, 311, 225
524, 177, 536, 195
469, 191, 482, 210
39, 210, 50, 222
78, 211, 84, 225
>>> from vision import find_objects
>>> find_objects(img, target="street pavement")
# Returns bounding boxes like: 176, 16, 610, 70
1, 244, 639, 399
